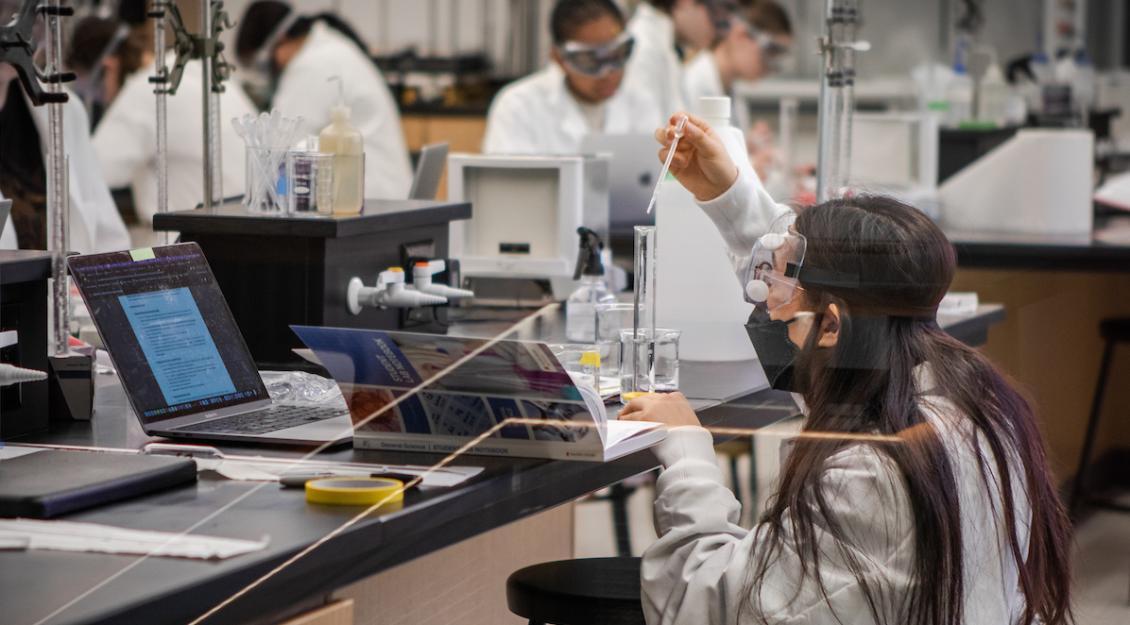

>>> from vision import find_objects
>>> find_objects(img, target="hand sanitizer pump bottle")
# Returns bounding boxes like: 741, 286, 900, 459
566, 227, 615, 343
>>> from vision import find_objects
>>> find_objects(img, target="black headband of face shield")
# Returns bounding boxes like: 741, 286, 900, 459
792, 265, 942, 320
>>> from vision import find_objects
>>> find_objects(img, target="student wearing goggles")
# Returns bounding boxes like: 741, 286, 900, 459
557, 31, 636, 78
619, 113, 1072, 625
482, 0, 662, 155
684, 1, 793, 106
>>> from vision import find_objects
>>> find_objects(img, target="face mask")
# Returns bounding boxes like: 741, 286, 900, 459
745, 308, 814, 393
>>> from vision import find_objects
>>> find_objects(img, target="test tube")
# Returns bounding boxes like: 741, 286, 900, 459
629, 226, 657, 394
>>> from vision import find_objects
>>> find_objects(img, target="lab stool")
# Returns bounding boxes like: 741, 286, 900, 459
1069, 317, 1130, 518
716, 437, 758, 513
506, 557, 645, 625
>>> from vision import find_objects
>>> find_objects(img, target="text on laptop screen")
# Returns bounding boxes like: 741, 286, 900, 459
68, 245, 267, 423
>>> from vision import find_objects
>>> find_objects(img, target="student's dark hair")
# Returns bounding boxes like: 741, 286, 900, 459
550, 0, 625, 45
743, 196, 1072, 625
235, 1, 372, 66
745, 0, 791, 36
67, 16, 123, 73
67, 16, 147, 86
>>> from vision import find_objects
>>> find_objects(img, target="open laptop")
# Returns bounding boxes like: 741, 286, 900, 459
67, 243, 352, 446
580, 133, 657, 235
0, 199, 11, 238
408, 142, 449, 200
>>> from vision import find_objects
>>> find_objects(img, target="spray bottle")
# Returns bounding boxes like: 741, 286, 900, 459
320, 76, 365, 214
565, 227, 615, 343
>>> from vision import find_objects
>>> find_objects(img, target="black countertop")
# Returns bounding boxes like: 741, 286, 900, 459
947, 213, 1130, 272
0, 250, 53, 284
0, 306, 1004, 625
152, 200, 472, 239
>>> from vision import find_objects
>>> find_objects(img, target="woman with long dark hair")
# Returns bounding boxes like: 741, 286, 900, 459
621, 114, 1073, 625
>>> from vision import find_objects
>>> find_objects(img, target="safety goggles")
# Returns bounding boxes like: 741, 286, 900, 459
741, 212, 807, 311
733, 19, 791, 73
558, 32, 634, 77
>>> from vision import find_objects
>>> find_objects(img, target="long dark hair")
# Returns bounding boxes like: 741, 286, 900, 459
744, 196, 1072, 625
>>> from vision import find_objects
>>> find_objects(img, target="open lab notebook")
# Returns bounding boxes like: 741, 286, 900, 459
291, 327, 666, 461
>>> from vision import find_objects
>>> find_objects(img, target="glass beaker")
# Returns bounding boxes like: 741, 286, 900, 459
619, 328, 681, 401
594, 302, 636, 381
287, 151, 335, 214
244, 145, 288, 213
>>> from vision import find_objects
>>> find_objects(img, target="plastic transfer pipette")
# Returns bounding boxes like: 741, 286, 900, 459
645, 115, 688, 215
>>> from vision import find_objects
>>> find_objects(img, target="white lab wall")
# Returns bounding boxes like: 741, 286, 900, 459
776, 0, 1046, 79
220, 0, 1114, 83
223, 0, 559, 76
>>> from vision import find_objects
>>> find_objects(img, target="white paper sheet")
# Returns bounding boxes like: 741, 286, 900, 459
194, 456, 484, 489
0, 519, 268, 560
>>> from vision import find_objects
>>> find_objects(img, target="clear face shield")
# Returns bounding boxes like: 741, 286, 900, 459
240, 10, 299, 102
741, 212, 807, 313
558, 32, 634, 78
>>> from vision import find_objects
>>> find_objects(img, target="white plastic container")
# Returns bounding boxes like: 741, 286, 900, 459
655, 96, 757, 362
946, 65, 974, 127
977, 63, 1011, 126
319, 78, 365, 214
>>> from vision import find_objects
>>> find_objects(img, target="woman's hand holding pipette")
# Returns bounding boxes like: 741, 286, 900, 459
653, 112, 739, 202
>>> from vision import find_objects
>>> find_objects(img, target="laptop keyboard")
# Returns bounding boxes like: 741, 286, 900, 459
173, 405, 347, 436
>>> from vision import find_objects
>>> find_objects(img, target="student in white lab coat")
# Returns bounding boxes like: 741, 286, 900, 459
618, 114, 1074, 625
482, 0, 662, 155
0, 64, 130, 253
235, 2, 412, 200
683, 1, 792, 106
92, 56, 258, 230
624, 0, 719, 117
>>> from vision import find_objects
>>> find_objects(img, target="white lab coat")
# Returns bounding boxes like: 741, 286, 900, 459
683, 51, 725, 108
482, 64, 662, 155
625, 3, 686, 118
271, 22, 412, 200
1, 90, 131, 254
93, 56, 257, 225
641, 172, 1032, 625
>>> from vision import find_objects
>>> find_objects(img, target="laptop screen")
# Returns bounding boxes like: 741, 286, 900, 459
68, 243, 268, 424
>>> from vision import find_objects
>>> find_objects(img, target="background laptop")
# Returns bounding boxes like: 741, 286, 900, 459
580, 133, 657, 236
0, 199, 11, 238
408, 142, 449, 200
68, 243, 352, 446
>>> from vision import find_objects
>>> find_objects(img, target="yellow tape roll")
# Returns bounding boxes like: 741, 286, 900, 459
305, 477, 405, 506
620, 391, 657, 402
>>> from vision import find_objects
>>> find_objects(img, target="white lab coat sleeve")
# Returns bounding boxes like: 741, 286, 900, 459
482, 88, 539, 155
71, 101, 131, 252
695, 166, 792, 283
92, 75, 155, 190
642, 427, 913, 625
272, 62, 334, 139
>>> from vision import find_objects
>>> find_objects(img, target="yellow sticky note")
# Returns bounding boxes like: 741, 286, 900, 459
129, 248, 155, 261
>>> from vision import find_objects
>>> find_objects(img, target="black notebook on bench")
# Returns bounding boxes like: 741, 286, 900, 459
0, 449, 197, 518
